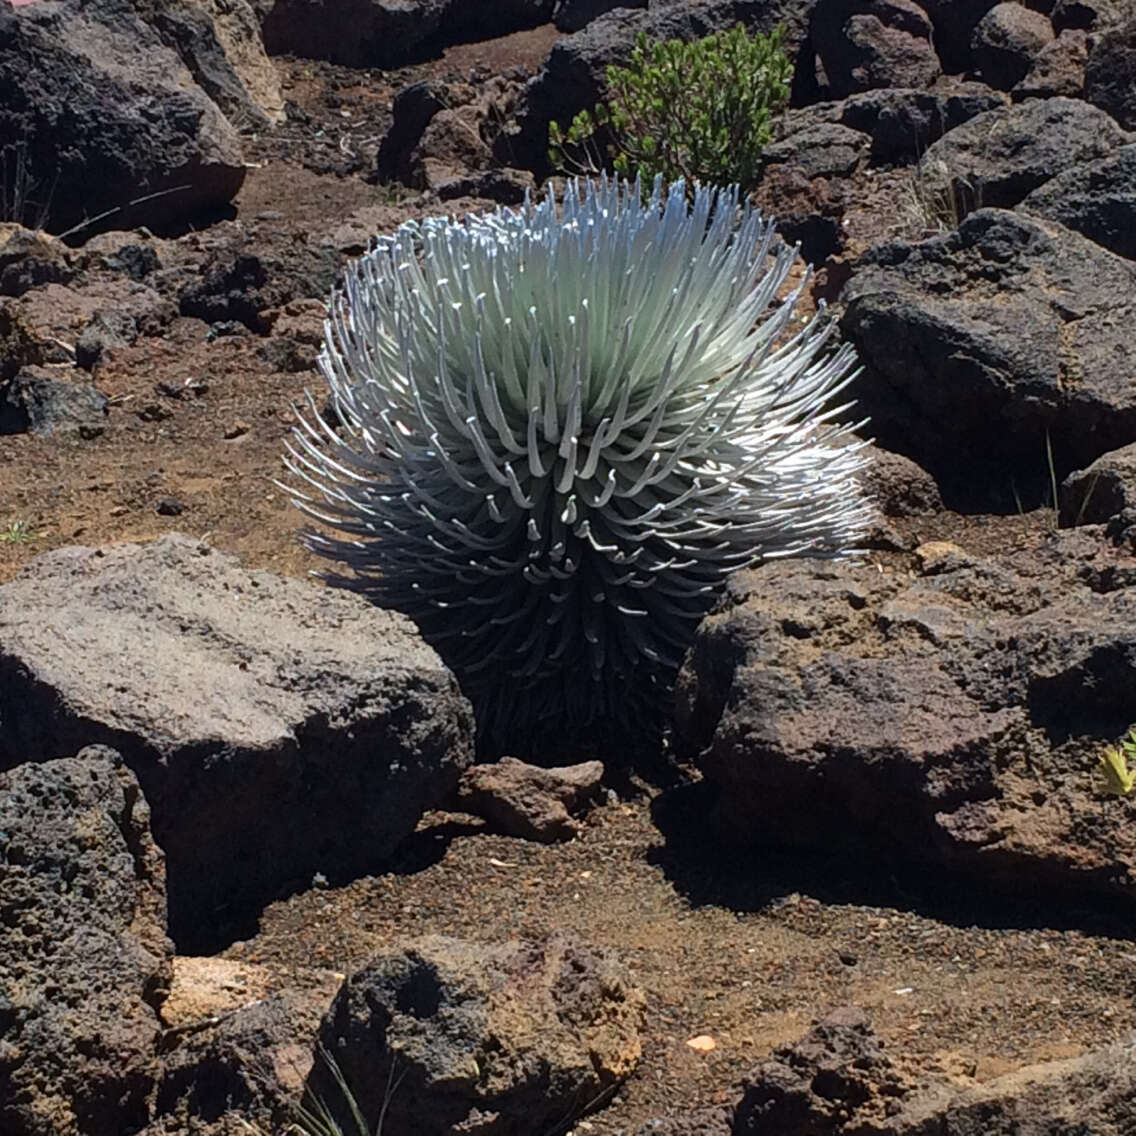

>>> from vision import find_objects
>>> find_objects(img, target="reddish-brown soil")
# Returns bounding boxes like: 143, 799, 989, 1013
1, 27, 1132, 1136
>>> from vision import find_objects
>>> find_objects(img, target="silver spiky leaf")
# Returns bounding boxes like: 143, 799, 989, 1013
286, 177, 872, 750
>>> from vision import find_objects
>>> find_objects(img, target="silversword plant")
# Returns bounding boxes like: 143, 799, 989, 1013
286, 177, 871, 751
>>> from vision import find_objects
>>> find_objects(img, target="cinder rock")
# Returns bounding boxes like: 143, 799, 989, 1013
135, 0, 287, 128
674, 531, 1136, 907
857, 445, 943, 517
260, 0, 449, 67
761, 122, 870, 180
1051, 0, 1125, 30
840, 209, 1136, 503
441, 0, 556, 42
971, 1, 1054, 89
884, 1034, 1136, 1132
915, 0, 1004, 73
310, 933, 645, 1136
555, 0, 645, 33
457, 756, 605, 842
1019, 142, 1136, 260
1059, 441, 1136, 528
0, 534, 475, 952
0, 364, 108, 437
0, 224, 73, 297
0, 747, 172, 1136
1084, 15, 1136, 130
840, 84, 1007, 164
177, 227, 340, 331
735, 1007, 912, 1133
1012, 27, 1088, 97
0, 0, 245, 237
146, 958, 343, 1136
918, 96, 1128, 214
811, 0, 941, 99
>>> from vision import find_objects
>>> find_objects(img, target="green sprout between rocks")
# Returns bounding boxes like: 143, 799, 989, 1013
0, 520, 36, 543
1098, 727, 1136, 796
548, 24, 791, 190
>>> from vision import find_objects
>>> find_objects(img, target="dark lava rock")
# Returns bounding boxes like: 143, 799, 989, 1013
260, 0, 449, 67
918, 95, 1128, 214
456, 756, 605, 842
555, 0, 645, 33
1012, 27, 1089, 97
840, 85, 1007, 164
1019, 143, 1136, 260
0, 365, 108, 437
179, 236, 339, 332
761, 122, 870, 180
916, 0, 1005, 73
310, 933, 645, 1136
0, 224, 73, 297
0, 534, 475, 952
857, 444, 944, 517
673, 530, 1136, 908
0, 747, 172, 1136
811, 0, 942, 98
1059, 441, 1136, 529
840, 209, 1136, 503
971, 0, 1054, 89
735, 1007, 910, 1133
1084, 15, 1136, 130
0, 0, 245, 237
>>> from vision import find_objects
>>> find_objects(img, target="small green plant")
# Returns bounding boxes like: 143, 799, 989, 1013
1098, 728, 1136, 796
0, 520, 36, 544
548, 24, 791, 190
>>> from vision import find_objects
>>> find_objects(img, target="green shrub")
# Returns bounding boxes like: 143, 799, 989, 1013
548, 23, 791, 190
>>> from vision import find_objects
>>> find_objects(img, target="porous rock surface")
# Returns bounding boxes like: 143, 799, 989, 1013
841, 208, 1136, 501
0, 0, 246, 236
970, 0, 1054, 90
0, 747, 172, 1136
309, 933, 645, 1136
0, 534, 474, 951
917, 95, 1129, 212
1060, 441, 1136, 541
810, 0, 942, 99
674, 529, 1136, 905
734, 1007, 912, 1133
457, 755, 605, 842
1019, 142, 1136, 261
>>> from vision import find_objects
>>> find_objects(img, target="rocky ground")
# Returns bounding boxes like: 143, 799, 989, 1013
2, 1, 1136, 1134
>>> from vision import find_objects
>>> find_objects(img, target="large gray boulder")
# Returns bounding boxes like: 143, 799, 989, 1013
310, 933, 645, 1136
1059, 440, 1136, 539
810, 0, 942, 98
260, 0, 448, 66
1019, 142, 1136, 261
136, 0, 287, 129
0, 535, 474, 951
917, 96, 1129, 215
0, 0, 245, 237
840, 208, 1136, 503
1084, 15, 1136, 130
674, 530, 1136, 906
0, 747, 172, 1136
